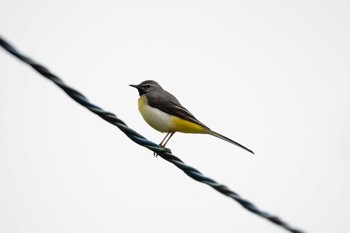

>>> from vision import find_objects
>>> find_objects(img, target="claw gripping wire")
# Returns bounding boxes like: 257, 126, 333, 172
0, 36, 305, 233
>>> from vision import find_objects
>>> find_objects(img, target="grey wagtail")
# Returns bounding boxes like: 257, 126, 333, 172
130, 80, 254, 154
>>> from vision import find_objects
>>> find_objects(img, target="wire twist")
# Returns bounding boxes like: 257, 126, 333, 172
0, 35, 305, 233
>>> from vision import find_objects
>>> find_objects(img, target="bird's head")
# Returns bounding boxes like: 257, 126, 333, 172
130, 80, 163, 95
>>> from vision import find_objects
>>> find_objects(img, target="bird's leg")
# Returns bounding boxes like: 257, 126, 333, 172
160, 132, 175, 147
159, 132, 171, 147
154, 132, 175, 157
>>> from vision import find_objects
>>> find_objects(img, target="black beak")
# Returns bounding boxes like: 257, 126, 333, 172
129, 84, 139, 89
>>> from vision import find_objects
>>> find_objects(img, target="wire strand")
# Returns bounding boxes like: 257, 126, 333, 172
0, 35, 305, 233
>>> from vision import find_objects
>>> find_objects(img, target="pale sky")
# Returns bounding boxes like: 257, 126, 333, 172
0, 1, 349, 233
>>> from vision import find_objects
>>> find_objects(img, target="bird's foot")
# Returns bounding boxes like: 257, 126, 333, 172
153, 146, 172, 157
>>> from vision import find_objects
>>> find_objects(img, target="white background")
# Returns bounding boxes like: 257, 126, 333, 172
0, 1, 349, 233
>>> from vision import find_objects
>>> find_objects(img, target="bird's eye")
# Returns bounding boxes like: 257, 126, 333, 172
144, 84, 151, 89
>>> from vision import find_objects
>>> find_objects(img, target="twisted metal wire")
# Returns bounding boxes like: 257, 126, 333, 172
0, 36, 305, 233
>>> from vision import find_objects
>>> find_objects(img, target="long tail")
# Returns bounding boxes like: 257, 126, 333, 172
208, 130, 254, 154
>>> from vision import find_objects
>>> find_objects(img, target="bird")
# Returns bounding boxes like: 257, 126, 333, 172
130, 80, 254, 154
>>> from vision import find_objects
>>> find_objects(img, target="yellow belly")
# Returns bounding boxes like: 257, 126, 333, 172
138, 95, 207, 134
